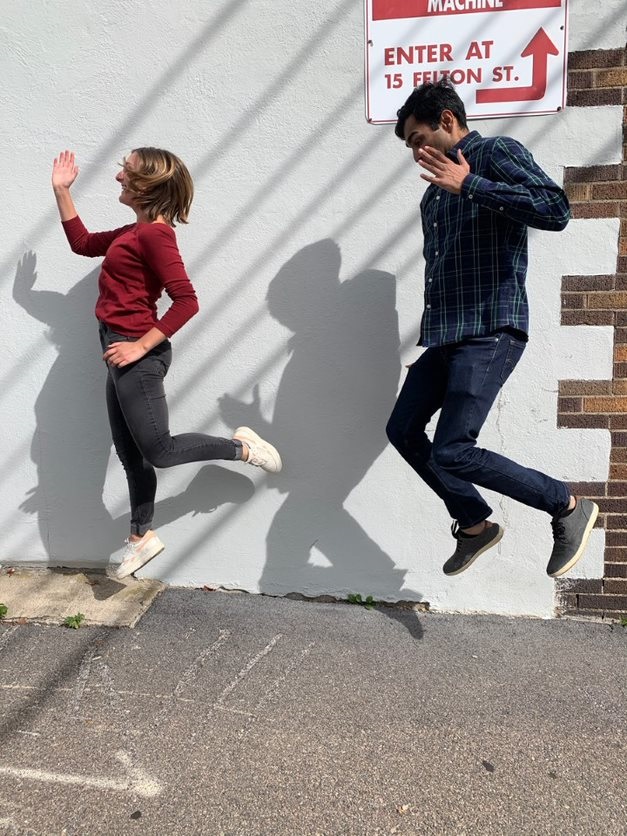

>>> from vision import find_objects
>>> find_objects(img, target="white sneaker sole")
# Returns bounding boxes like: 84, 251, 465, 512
233, 426, 282, 473
115, 536, 165, 579
548, 502, 599, 578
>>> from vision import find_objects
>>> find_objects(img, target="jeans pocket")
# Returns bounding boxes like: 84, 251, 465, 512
152, 357, 169, 377
150, 341, 172, 376
500, 338, 525, 385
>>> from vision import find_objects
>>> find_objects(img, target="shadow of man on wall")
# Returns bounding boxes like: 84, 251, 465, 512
14, 252, 254, 568
220, 240, 425, 634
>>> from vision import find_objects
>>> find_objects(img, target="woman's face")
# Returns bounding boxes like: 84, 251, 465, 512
116, 151, 141, 207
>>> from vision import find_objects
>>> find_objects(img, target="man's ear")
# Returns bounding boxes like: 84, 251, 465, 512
440, 109, 456, 133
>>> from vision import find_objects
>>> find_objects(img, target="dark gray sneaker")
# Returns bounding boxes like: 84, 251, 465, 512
547, 497, 599, 577
443, 522, 504, 576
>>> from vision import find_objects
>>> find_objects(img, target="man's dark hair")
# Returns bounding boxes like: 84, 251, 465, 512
395, 79, 468, 139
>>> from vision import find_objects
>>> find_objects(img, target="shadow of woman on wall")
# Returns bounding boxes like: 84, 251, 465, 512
14, 252, 254, 567
220, 240, 426, 638
13, 252, 120, 562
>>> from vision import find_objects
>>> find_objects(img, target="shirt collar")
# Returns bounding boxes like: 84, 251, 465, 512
448, 130, 482, 160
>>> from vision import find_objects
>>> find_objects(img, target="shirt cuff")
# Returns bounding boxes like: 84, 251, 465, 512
154, 318, 175, 339
461, 174, 484, 201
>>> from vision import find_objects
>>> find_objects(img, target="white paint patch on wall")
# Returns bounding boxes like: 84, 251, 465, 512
1, 0, 623, 616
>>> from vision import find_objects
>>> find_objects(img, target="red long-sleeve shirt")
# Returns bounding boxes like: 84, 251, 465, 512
61, 215, 199, 338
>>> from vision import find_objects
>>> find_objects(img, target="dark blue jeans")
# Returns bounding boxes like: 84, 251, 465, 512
386, 332, 570, 529
99, 322, 241, 536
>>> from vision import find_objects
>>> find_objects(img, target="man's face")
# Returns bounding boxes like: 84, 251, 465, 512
403, 115, 454, 163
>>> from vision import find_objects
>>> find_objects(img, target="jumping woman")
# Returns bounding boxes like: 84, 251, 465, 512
52, 148, 281, 579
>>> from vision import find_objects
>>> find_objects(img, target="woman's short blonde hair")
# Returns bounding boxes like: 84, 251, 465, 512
122, 147, 194, 225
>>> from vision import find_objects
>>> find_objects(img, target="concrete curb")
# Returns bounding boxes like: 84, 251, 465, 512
0, 567, 165, 628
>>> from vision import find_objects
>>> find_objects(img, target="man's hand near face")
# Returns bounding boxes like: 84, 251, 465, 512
417, 147, 470, 195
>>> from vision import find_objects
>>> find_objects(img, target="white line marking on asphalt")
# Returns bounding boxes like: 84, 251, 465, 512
71, 646, 96, 711
237, 642, 316, 739
174, 629, 230, 697
114, 750, 163, 798
0, 685, 70, 692
0, 627, 18, 652
149, 630, 233, 733
211, 704, 255, 717
71, 645, 120, 712
0, 750, 163, 799
16, 730, 40, 737
215, 634, 283, 706
1, 685, 187, 702
255, 641, 315, 712
98, 658, 120, 709
0, 687, 263, 721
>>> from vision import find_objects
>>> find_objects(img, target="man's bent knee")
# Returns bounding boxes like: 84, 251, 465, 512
432, 442, 475, 475
386, 418, 405, 451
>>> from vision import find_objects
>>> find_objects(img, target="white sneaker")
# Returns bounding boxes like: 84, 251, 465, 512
233, 426, 282, 473
115, 532, 165, 579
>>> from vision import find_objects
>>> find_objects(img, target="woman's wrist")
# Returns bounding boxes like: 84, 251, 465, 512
53, 187, 78, 222
139, 328, 167, 354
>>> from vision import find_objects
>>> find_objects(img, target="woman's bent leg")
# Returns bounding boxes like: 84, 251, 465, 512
108, 347, 241, 469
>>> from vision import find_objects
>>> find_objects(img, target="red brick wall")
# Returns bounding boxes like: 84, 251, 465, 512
555, 46, 627, 620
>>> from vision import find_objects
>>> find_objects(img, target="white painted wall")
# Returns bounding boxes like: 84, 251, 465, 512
2, 0, 624, 616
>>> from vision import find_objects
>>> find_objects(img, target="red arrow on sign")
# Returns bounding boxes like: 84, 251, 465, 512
476, 28, 559, 104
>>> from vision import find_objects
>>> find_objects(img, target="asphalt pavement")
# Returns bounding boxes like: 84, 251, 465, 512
0, 589, 625, 835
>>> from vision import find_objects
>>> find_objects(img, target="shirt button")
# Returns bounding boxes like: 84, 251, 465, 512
433, 222, 437, 228
468, 195, 473, 200
426, 304, 431, 309
435, 250, 439, 256
428, 278, 432, 283
499, 206, 504, 211
436, 195, 441, 201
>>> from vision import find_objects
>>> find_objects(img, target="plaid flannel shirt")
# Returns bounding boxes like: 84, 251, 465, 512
419, 130, 570, 347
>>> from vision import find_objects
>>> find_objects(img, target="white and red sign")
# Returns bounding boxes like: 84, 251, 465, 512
365, 0, 568, 122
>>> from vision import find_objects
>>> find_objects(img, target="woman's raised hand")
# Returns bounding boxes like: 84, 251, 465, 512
52, 150, 79, 190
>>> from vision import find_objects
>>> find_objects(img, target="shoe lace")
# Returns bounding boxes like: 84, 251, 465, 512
450, 522, 465, 552
121, 538, 140, 559
247, 446, 267, 468
551, 517, 566, 542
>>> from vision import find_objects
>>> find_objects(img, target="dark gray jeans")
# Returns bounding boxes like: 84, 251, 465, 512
99, 322, 241, 536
